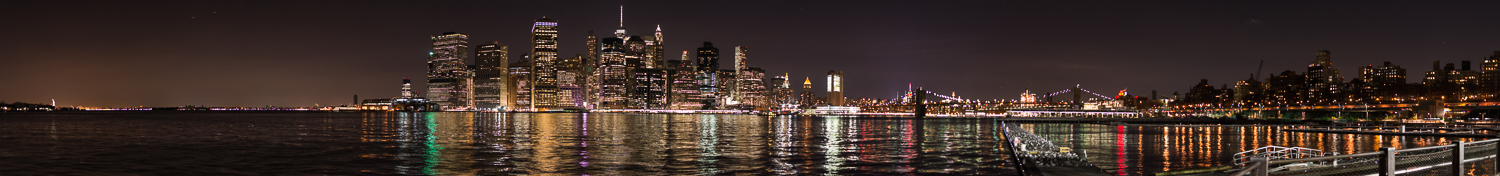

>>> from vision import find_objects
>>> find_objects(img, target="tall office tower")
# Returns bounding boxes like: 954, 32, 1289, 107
826, 70, 844, 106
1305, 50, 1343, 102
597, 35, 630, 108
426, 32, 474, 109
630, 68, 668, 109
474, 42, 509, 111
1358, 61, 1406, 100
667, 59, 701, 109
557, 55, 584, 107
799, 77, 818, 107
728, 46, 749, 104
1482, 51, 1499, 93
583, 31, 600, 109
508, 58, 533, 110
529, 17, 560, 109
737, 67, 768, 109
716, 69, 737, 108
769, 74, 794, 108
696, 42, 719, 71
647, 25, 665, 68
696, 42, 720, 108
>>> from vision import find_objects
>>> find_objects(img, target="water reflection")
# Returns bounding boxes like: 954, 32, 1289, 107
1018, 123, 1479, 176
362, 112, 1019, 175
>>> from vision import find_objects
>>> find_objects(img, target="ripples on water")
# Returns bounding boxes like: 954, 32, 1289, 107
0, 112, 1019, 175
1017, 123, 1485, 176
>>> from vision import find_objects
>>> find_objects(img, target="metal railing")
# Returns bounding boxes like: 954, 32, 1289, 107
1231, 138, 1500, 176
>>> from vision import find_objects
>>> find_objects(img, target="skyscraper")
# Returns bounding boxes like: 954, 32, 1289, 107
1305, 50, 1343, 102
558, 54, 584, 107
583, 31, 600, 109
597, 33, 630, 108
509, 58, 533, 110
530, 17, 561, 109
730, 46, 748, 103
667, 58, 701, 109
474, 42, 509, 111
696, 42, 720, 108
426, 32, 473, 109
826, 70, 844, 106
799, 77, 818, 107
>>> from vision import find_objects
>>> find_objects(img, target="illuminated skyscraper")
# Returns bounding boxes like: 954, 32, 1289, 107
474, 42, 509, 111
1305, 50, 1343, 102
730, 46, 748, 103
597, 34, 629, 108
827, 70, 844, 106
799, 77, 818, 107
426, 32, 473, 109
696, 42, 720, 108
630, 68, 668, 109
508, 58, 533, 110
558, 55, 584, 107
668, 53, 701, 109
583, 31, 600, 109
738, 67, 768, 109
530, 17, 561, 109
769, 74, 794, 109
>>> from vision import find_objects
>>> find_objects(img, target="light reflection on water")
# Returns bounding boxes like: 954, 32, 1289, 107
1017, 123, 1483, 176
0, 112, 1018, 175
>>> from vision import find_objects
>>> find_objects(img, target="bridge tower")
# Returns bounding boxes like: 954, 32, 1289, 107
1072, 85, 1082, 109
914, 87, 927, 118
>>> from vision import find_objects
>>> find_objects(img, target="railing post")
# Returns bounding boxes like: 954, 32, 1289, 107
1494, 140, 1500, 176
1252, 156, 1268, 176
1381, 147, 1395, 176
1453, 141, 1466, 175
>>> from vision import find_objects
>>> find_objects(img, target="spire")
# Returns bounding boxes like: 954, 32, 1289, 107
804, 77, 811, 84
614, 5, 626, 38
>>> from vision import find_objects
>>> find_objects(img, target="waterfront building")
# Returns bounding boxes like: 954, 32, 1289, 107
667, 59, 701, 109
696, 42, 720, 108
1183, 79, 1218, 104
799, 77, 819, 107
474, 42, 509, 111
738, 67, 768, 109
508, 58, 533, 110
730, 46, 748, 104
582, 31, 600, 109
1264, 70, 1306, 103
426, 32, 473, 109
716, 69, 737, 108
768, 74, 794, 108
827, 70, 844, 106
630, 68, 669, 109
1233, 75, 1262, 102
529, 17, 561, 109
1305, 50, 1344, 102
558, 54, 584, 107
597, 35, 630, 108
1482, 51, 1499, 93
1357, 61, 1406, 101
1424, 61, 1482, 99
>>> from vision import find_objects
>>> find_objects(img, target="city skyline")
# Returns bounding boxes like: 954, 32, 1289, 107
6, 1, 1500, 107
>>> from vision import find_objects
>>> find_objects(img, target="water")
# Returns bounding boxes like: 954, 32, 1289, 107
0, 112, 1019, 175
1017, 123, 1484, 176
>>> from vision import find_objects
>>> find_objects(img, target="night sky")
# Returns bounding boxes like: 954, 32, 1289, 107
5, 1, 1500, 107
